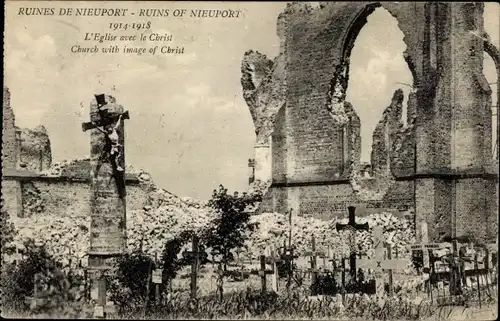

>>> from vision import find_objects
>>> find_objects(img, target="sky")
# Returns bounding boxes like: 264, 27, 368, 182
4, 2, 500, 200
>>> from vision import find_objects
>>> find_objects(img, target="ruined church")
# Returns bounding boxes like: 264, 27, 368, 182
242, 2, 499, 244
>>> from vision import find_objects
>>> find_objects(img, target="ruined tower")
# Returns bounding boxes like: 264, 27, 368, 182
241, 2, 498, 243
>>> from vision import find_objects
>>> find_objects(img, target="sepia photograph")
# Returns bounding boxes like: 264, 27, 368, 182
1, 1, 499, 319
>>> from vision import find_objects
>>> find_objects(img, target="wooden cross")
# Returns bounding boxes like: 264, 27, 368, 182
358, 243, 408, 296
409, 221, 432, 272
182, 235, 200, 300
153, 252, 161, 305
333, 258, 347, 304
304, 235, 325, 294
258, 254, 274, 294
324, 245, 330, 268
270, 245, 279, 292
281, 241, 295, 288
372, 226, 385, 258
408, 221, 452, 273
234, 247, 246, 280
336, 206, 369, 279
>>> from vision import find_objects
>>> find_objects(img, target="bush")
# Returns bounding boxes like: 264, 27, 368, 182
1, 239, 62, 312
107, 249, 157, 312
1, 239, 90, 318
0, 210, 17, 262
161, 230, 208, 287
204, 185, 262, 267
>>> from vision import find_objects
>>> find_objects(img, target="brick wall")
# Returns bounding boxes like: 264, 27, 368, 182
281, 3, 425, 185
2, 87, 17, 171
455, 178, 490, 243
271, 104, 287, 184
2, 176, 147, 219
1, 180, 22, 217
19, 127, 52, 172
256, 3, 426, 220
260, 180, 415, 220
255, 3, 497, 244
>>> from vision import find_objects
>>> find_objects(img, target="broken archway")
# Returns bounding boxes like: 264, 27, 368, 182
327, 4, 417, 205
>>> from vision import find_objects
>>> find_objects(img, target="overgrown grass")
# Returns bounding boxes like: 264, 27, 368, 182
3, 239, 496, 320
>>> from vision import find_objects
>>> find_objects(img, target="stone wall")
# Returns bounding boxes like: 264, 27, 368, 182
2, 86, 52, 173
2, 87, 18, 171
20, 126, 52, 172
2, 175, 147, 219
1, 179, 22, 217
1, 88, 147, 221
260, 179, 414, 220
244, 2, 498, 244
371, 89, 405, 177
243, 2, 425, 221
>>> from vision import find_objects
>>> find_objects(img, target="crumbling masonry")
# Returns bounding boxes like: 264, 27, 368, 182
241, 2, 499, 244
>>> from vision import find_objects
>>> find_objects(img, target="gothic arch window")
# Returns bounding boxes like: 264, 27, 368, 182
339, 6, 414, 171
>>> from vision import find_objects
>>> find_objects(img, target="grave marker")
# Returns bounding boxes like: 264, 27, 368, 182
94, 305, 104, 319
259, 255, 274, 294
281, 242, 295, 289
336, 206, 370, 279
153, 253, 161, 305
270, 245, 279, 292
358, 244, 408, 296
152, 269, 162, 284
304, 235, 325, 294
182, 235, 200, 300
474, 254, 482, 308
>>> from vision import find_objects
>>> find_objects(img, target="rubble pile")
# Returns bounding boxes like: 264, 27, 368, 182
8, 155, 418, 276
8, 172, 217, 266
20, 125, 52, 172
40, 159, 144, 178
245, 211, 417, 269
40, 158, 90, 177
127, 187, 217, 256
22, 182, 45, 216
9, 214, 91, 270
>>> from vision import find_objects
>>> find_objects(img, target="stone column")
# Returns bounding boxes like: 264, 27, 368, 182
415, 2, 443, 241
448, 3, 493, 243
254, 136, 272, 182
85, 95, 127, 313
416, 3, 494, 243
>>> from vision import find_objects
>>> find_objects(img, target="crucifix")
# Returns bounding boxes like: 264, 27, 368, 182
336, 206, 369, 280
82, 94, 129, 318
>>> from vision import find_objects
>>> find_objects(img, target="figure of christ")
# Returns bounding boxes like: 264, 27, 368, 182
93, 114, 124, 173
